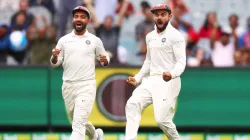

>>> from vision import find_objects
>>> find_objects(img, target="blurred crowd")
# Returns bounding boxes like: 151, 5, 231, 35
0, 0, 250, 67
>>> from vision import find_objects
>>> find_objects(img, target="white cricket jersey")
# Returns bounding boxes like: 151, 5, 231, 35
50, 30, 110, 82
134, 23, 186, 83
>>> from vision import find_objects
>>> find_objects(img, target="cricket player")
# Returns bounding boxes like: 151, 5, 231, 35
50, 6, 110, 140
125, 4, 186, 140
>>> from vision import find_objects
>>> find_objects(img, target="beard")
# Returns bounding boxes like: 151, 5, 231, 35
73, 22, 87, 33
155, 19, 169, 32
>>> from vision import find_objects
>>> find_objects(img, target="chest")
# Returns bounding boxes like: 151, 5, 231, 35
99, 28, 118, 40
147, 36, 173, 52
214, 42, 234, 54
63, 38, 95, 55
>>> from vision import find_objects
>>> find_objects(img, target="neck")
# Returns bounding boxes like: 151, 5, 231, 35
74, 29, 86, 36
157, 29, 161, 33
157, 25, 167, 34
230, 24, 237, 29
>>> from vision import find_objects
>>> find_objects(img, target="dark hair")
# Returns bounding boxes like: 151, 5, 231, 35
221, 32, 230, 37
141, 1, 150, 9
203, 12, 220, 29
16, 11, 26, 17
229, 14, 238, 21
104, 15, 114, 21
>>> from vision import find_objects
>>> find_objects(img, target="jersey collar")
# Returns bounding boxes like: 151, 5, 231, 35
154, 22, 172, 35
71, 29, 89, 37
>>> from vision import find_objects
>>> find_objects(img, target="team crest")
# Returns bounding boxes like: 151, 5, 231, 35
162, 38, 166, 42
86, 40, 91, 45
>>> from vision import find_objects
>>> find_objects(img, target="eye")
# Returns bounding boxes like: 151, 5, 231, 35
161, 13, 167, 17
80, 15, 87, 19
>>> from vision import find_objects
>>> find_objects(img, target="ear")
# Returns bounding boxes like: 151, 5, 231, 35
169, 14, 173, 19
87, 19, 91, 24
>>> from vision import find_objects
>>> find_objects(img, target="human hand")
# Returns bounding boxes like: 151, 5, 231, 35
163, 72, 172, 81
52, 48, 61, 57
126, 76, 137, 86
99, 54, 108, 66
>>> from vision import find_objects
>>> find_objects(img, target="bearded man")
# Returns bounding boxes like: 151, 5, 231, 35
125, 4, 186, 140
50, 6, 110, 140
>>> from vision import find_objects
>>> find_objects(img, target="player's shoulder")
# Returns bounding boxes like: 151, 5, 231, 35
89, 33, 102, 42
58, 32, 73, 42
87, 32, 103, 45
169, 24, 185, 42
145, 30, 155, 41
88, 32, 98, 39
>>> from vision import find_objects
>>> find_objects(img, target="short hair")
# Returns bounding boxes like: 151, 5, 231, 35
141, 1, 151, 9
229, 14, 239, 21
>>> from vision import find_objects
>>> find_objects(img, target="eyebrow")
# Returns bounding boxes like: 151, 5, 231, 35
74, 14, 87, 17
154, 12, 168, 15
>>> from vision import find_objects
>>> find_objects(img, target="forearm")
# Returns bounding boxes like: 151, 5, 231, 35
179, 19, 192, 29
116, 0, 128, 27
170, 58, 186, 79
50, 55, 62, 67
134, 61, 150, 83
85, 3, 100, 28
170, 42, 186, 79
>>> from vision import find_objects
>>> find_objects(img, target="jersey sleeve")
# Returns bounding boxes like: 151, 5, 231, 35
50, 38, 64, 68
170, 37, 186, 79
134, 34, 151, 83
95, 37, 110, 66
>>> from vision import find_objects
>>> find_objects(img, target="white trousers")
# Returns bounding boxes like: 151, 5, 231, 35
62, 80, 96, 139
125, 76, 181, 140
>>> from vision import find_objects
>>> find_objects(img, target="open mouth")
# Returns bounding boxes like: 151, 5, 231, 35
157, 20, 163, 28
76, 23, 83, 28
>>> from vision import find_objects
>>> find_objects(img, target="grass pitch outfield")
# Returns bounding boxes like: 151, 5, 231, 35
0, 133, 250, 140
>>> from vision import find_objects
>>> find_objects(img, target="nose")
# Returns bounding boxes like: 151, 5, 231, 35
76, 17, 81, 20
157, 16, 162, 20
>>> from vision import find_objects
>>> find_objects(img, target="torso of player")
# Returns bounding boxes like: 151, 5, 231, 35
61, 31, 97, 82
62, 36, 95, 67
146, 24, 184, 75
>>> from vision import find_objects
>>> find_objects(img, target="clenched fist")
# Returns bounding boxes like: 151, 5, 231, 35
99, 54, 108, 66
126, 76, 137, 86
52, 48, 61, 57
162, 72, 172, 82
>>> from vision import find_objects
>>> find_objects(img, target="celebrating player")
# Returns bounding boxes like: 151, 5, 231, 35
50, 6, 109, 140
125, 4, 186, 140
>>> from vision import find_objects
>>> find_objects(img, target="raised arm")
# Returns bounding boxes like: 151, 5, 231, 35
50, 38, 64, 68
84, 0, 100, 28
116, 0, 129, 28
